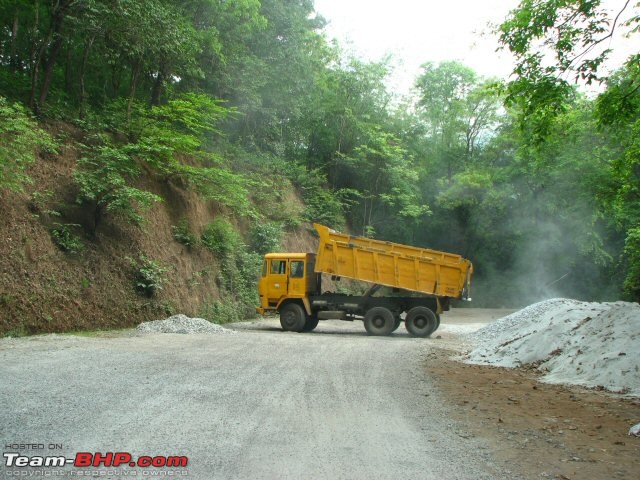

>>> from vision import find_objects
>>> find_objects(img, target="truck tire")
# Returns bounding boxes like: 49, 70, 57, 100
405, 306, 438, 337
302, 315, 319, 332
364, 307, 395, 336
280, 303, 306, 332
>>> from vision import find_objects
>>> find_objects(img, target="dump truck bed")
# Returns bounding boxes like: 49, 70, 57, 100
314, 223, 472, 299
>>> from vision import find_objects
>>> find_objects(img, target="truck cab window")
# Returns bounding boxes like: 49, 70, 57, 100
271, 260, 287, 275
290, 261, 304, 278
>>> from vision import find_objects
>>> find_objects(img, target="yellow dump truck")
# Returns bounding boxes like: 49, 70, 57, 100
257, 224, 473, 337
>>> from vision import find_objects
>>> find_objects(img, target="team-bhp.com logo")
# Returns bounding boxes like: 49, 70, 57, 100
4, 452, 188, 473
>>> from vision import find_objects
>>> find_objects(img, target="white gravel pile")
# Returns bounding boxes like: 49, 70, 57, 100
465, 299, 640, 396
137, 314, 237, 335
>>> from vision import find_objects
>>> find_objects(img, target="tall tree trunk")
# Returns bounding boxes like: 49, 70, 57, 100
10, 13, 19, 72
150, 66, 165, 106
38, 13, 66, 108
127, 60, 141, 127
78, 36, 94, 119
111, 63, 122, 97
65, 45, 73, 94
29, 0, 41, 112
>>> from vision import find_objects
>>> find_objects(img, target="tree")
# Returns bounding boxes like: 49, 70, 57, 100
499, 0, 640, 300
595, 64, 640, 300
414, 61, 500, 181
499, 0, 639, 139
74, 141, 162, 234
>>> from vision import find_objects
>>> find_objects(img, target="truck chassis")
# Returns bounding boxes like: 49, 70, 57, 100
279, 292, 447, 337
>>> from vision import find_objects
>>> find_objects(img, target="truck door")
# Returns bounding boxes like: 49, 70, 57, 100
266, 258, 288, 305
288, 259, 306, 296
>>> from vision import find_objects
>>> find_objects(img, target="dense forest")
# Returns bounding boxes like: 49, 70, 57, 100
0, 0, 638, 333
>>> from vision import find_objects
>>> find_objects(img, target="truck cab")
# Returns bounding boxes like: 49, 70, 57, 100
257, 253, 318, 315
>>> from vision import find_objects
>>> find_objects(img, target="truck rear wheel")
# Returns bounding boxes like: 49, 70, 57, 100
364, 307, 395, 336
280, 303, 306, 332
405, 307, 438, 337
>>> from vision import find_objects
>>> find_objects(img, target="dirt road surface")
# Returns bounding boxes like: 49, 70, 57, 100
2, 309, 638, 479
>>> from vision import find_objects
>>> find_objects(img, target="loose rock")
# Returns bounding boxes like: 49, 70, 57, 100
137, 314, 237, 334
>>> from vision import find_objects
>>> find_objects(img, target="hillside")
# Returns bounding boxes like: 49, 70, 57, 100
0, 121, 316, 335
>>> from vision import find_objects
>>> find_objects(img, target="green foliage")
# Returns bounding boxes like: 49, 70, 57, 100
133, 255, 168, 297
129, 93, 233, 164
200, 219, 261, 320
74, 141, 162, 232
171, 219, 198, 247
302, 185, 347, 230
0, 97, 56, 193
215, 250, 262, 320
201, 218, 241, 257
249, 222, 283, 255
3, 324, 27, 338
622, 227, 640, 300
199, 300, 239, 324
29, 189, 55, 213
594, 64, 640, 301
51, 223, 84, 254
125, 94, 253, 215
498, 0, 639, 140
437, 170, 494, 209
177, 164, 252, 215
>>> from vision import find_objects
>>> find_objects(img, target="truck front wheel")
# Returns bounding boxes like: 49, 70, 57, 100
302, 315, 319, 332
405, 306, 438, 337
280, 303, 307, 332
364, 307, 395, 336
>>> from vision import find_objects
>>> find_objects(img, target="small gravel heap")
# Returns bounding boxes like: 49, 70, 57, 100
137, 314, 237, 335
465, 299, 640, 396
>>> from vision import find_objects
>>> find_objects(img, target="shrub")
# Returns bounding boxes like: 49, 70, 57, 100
201, 218, 241, 257
295, 169, 347, 229
51, 223, 84, 254
171, 219, 198, 247
199, 219, 261, 321
0, 96, 57, 194
74, 142, 162, 233
249, 222, 283, 254
199, 300, 239, 324
134, 256, 168, 297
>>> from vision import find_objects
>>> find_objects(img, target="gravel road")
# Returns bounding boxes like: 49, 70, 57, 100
1, 311, 511, 479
